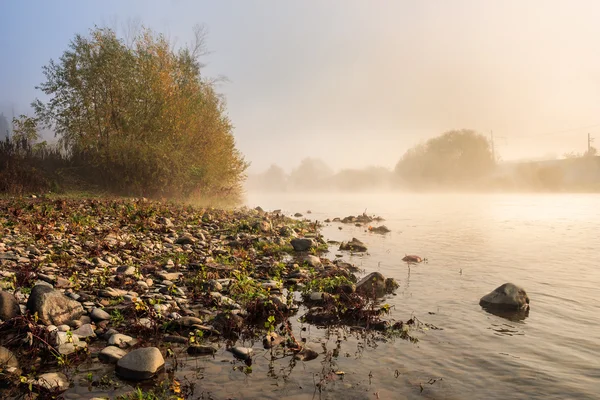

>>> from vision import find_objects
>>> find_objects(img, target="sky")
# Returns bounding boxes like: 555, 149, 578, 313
2, 0, 600, 173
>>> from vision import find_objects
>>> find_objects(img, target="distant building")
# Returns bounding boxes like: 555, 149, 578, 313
0, 113, 10, 140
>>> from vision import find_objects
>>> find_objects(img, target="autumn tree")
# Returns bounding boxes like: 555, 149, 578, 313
395, 129, 495, 188
31, 26, 247, 200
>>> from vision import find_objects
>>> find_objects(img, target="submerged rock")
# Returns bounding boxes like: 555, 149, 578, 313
116, 347, 165, 380
228, 346, 253, 360
480, 283, 530, 310
294, 347, 319, 361
26, 285, 84, 326
187, 344, 218, 356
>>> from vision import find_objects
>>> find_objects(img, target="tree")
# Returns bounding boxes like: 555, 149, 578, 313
30, 26, 247, 200
394, 129, 495, 188
288, 158, 333, 191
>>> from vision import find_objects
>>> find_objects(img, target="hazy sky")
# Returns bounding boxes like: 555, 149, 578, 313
2, 1, 600, 172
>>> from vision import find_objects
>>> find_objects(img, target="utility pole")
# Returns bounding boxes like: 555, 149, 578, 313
588, 133, 594, 155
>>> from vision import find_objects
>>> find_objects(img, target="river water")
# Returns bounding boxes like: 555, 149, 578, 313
236, 192, 600, 400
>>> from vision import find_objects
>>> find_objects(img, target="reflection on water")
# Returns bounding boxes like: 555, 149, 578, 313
481, 304, 530, 321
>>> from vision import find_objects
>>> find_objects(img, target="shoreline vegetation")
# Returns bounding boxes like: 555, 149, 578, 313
0, 196, 429, 399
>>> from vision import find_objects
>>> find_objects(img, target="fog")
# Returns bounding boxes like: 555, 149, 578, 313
3, 1, 600, 176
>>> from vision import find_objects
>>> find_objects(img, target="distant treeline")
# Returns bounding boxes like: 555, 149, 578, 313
1, 26, 247, 203
247, 129, 600, 193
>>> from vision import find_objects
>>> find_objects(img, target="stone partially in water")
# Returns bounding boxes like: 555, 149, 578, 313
479, 283, 530, 310
356, 272, 397, 297
294, 347, 319, 361
228, 346, 253, 360
339, 238, 368, 252
116, 347, 165, 380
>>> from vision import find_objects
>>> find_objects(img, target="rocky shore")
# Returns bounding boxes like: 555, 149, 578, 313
0, 197, 417, 399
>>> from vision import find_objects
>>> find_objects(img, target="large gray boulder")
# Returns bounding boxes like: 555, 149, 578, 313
0, 291, 21, 320
26, 285, 84, 326
115, 347, 164, 380
479, 283, 530, 310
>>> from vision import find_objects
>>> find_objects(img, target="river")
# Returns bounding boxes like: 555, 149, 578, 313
235, 192, 600, 400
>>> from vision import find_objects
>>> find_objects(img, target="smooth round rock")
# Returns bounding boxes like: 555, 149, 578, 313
115, 347, 165, 380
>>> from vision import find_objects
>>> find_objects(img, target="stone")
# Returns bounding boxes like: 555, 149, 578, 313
32, 372, 70, 391
304, 255, 321, 268
479, 283, 530, 310
339, 238, 368, 252
356, 272, 397, 297
294, 347, 319, 361
175, 234, 195, 245
26, 285, 84, 326
228, 346, 253, 360
0, 346, 19, 371
0, 291, 21, 320
116, 266, 136, 276
108, 333, 136, 348
72, 323, 96, 339
291, 238, 314, 252
98, 346, 127, 364
187, 345, 218, 356
116, 347, 165, 380
90, 308, 111, 321
156, 271, 182, 281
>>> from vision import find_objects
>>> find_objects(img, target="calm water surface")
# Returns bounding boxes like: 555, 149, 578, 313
235, 192, 600, 400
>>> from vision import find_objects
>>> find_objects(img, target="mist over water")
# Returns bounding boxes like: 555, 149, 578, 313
246, 192, 600, 399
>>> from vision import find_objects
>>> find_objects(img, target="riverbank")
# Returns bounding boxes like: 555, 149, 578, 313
0, 197, 415, 399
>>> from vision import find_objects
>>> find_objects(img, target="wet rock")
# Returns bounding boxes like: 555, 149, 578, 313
116, 347, 165, 380
480, 283, 530, 310
98, 346, 127, 364
356, 272, 397, 297
291, 238, 314, 252
0, 291, 21, 320
187, 345, 217, 356
339, 238, 367, 252
369, 225, 391, 234
228, 346, 253, 360
32, 372, 70, 392
402, 255, 423, 263
26, 285, 84, 326
90, 308, 111, 321
294, 347, 319, 362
